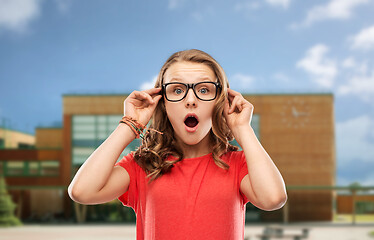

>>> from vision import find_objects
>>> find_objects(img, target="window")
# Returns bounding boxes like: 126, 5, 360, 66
2, 161, 59, 177
40, 161, 59, 176
230, 114, 260, 149
18, 143, 34, 149
72, 115, 140, 166
6, 161, 25, 176
71, 114, 260, 166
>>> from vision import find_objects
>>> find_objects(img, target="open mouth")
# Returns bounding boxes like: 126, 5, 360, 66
184, 115, 199, 128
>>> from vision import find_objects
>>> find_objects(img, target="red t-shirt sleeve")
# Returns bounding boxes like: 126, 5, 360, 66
114, 153, 138, 209
237, 151, 250, 205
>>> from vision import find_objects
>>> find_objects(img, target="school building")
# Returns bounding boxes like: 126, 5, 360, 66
0, 92, 337, 223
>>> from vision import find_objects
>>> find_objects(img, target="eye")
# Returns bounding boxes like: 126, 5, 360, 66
199, 88, 209, 94
173, 87, 184, 95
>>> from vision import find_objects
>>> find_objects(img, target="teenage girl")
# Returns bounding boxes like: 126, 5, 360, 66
68, 49, 287, 240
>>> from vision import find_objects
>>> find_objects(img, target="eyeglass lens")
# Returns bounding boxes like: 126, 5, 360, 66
165, 82, 217, 101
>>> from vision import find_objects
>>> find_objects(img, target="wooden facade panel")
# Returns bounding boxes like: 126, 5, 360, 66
0, 93, 337, 222
36, 128, 63, 149
13, 93, 333, 222
0, 128, 35, 148
337, 195, 374, 213
5, 176, 62, 186
63, 95, 126, 115
0, 149, 38, 160
0, 149, 62, 161
37, 149, 63, 160
62, 114, 72, 185
288, 191, 333, 221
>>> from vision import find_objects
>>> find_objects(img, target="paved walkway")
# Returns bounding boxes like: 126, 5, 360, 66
0, 223, 373, 240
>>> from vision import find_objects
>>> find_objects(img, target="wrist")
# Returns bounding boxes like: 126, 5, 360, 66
117, 122, 137, 139
232, 124, 253, 146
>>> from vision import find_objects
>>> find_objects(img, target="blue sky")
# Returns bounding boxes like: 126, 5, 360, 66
1, 0, 374, 186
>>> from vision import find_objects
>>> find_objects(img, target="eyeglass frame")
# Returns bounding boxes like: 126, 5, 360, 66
161, 81, 222, 102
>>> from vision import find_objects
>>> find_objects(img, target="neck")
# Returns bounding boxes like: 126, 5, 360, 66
176, 132, 212, 159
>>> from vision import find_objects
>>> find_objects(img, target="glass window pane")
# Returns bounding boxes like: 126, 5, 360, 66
8, 161, 24, 168
108, 115, 122, 128
73, 139, 97, 147
29, 162, 39, 175
73, 147, 95, 156
73, 124, 95, 132
98, 132, 109, 139
97, 124, 107, 131
7, 161, 24, 175
73, 155, 89, 165
108, 115, 121, 124
97, 116, 106, 123
72, 115, 124, 165
41, 161, 59, 176
73, 132, 96, 140
73, 116, 95, 124
251, 114, 260, 139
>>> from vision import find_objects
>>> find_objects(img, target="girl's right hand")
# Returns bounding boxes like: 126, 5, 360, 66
124, 88, 162, 126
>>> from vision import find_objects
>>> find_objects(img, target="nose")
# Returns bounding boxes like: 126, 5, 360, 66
184, 88, 197, 107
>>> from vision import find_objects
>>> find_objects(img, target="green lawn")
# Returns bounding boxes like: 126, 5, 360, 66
334, 213, 374, 223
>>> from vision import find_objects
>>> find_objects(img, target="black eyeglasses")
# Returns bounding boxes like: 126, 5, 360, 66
162, 81, 221, 102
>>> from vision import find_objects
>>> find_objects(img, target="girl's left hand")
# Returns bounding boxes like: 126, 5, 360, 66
223, 88, 254, 131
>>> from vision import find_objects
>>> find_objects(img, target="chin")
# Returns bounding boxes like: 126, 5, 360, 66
177, 131, 211, 146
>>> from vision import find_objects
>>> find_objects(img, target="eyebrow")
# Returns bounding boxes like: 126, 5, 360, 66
169, 77, 183, 83
169, 76, 214, 82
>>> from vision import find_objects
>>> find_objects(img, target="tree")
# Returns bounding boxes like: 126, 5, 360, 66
0, 175, 22, 227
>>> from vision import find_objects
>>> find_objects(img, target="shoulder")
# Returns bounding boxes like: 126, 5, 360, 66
115, 152, 138, 169
220, 150, 245, 163
115, 152, 147, 177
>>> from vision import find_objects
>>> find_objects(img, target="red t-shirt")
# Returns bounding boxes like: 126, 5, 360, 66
115, 151, 249, 240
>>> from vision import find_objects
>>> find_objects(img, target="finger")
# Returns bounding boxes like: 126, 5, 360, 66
129, 92, 152, 107
227, 88, 241, 105
227, 88, 241, 97
144, 87, 162, 96
230, 96, 242, 113
152, 94, 162, 105
135, 91, 154, 105
146, 88, 163, 104
227, 92, 235, 104
150, 89, 163, 100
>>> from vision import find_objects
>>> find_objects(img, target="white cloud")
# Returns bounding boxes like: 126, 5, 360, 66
337, 70, 374, 102
191, 6, 215, 21
291, 0, 369, 29
342, 57, 356, 68
350, 25, 374, 51
54, 0, 72, 14
337, 174, 374, 187
336, 115, 374, 164
140, 76, 158, 91
272, 72, 290, 83
168, 0, 185, 10
296, 44, 337, 88
191, 12, 203, 21
265, 0, 290, 9
341, 57, 368, 74
234, 1, 261, 12
230, 73, 255, 90
0, 0, 41, 33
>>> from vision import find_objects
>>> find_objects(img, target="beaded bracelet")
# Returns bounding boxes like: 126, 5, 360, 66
119, 116, 163, 140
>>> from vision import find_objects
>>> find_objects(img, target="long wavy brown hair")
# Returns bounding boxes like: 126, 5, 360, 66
134, 49, 238, 183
